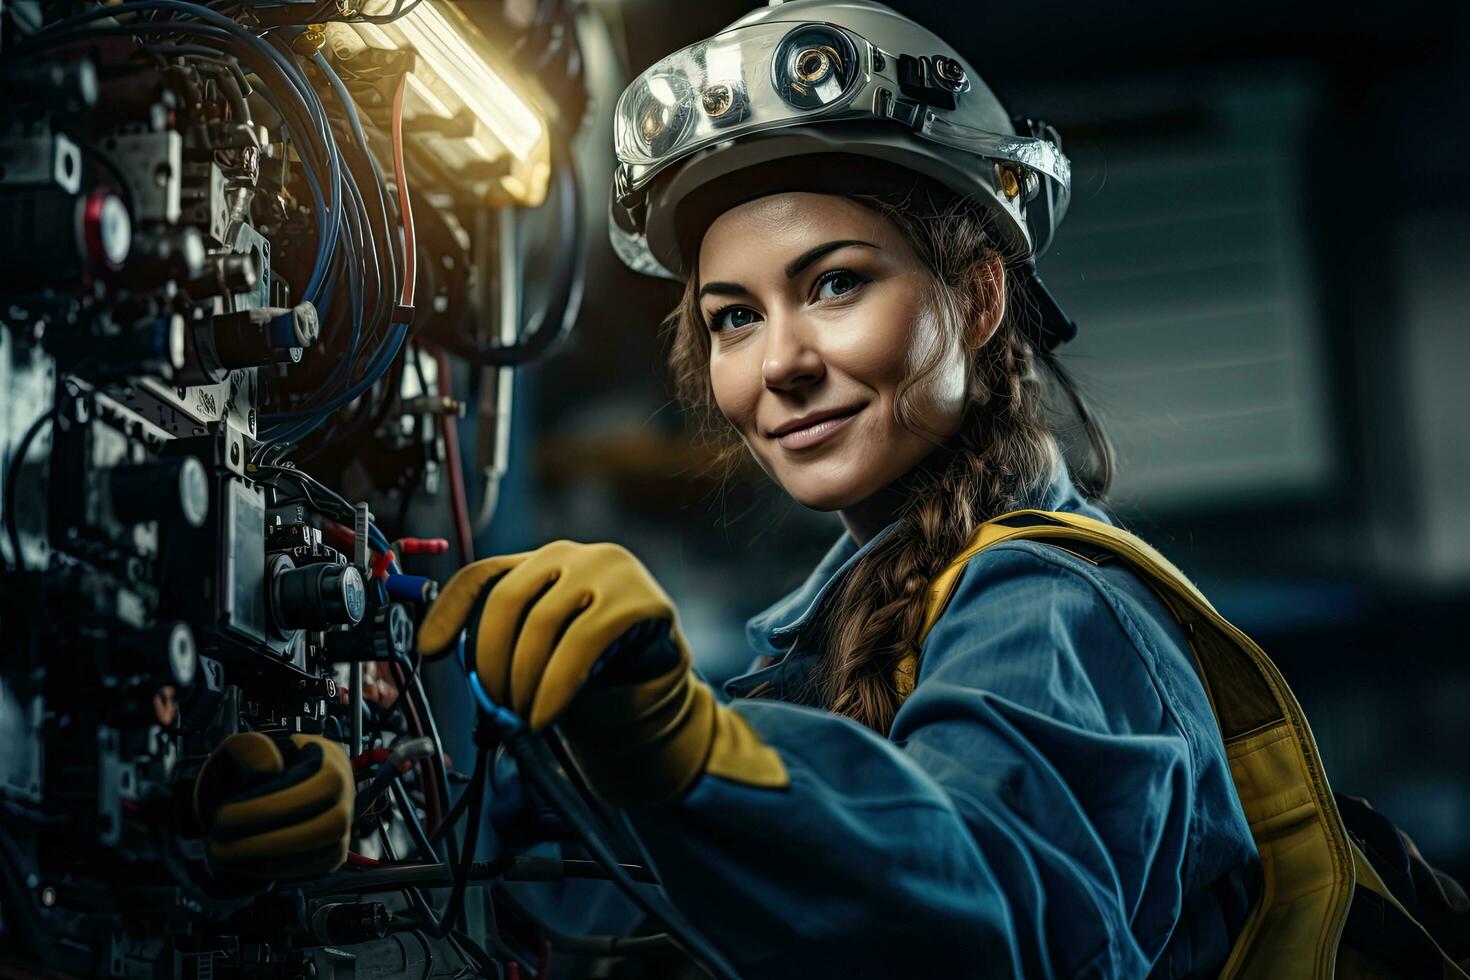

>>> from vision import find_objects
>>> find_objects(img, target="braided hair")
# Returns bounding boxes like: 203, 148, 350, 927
665, 189, 1114, 734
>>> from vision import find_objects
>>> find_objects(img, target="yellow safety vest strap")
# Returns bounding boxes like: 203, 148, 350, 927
917, 509, 1357, 980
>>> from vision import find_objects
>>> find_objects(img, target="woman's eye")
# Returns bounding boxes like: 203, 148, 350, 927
814, 270, 868, 302
709, 306, 760, 332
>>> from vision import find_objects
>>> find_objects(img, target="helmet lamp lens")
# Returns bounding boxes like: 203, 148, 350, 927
773, 25, 857, 110
627, 74, 693, 157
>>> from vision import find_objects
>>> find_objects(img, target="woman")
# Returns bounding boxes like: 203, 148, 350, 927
417, 2, 1261, 976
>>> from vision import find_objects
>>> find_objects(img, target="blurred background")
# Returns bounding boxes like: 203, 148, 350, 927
466, 0, 1470, 878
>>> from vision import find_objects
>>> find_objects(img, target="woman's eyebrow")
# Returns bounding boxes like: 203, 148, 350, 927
784, 239, 877, 279
697, 281, 749, 300
697, 239, 878, 300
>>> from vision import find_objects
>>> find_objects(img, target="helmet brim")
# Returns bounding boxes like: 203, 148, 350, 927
637, 122, 1032, 280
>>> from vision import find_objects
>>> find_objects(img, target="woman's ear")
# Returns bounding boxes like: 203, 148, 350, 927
962, 254, 1006, 351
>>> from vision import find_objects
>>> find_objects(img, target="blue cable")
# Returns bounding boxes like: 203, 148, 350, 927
467, 673, 523, 736
30, 2, 344, 307
17, 10, 339, 303
259, 47, 410, 443
40, 3, 403, 451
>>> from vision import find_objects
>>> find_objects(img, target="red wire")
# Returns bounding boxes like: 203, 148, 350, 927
393, 660, 443, 832
370, 547, 397, 581
395, 537, 450, 555
391, 73, 416, 309
435, 345, 474, 565
352, 747, 393, 773
395, 78, 464, 564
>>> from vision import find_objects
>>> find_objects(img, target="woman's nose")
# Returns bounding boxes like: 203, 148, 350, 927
760, 312, 824, 393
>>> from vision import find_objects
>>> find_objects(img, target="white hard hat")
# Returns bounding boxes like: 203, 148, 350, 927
609, 0, 1071, 280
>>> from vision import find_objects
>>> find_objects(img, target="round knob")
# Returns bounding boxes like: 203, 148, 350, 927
188, 252, 258, 300
82, 189, 131, 271
323, 602, 414, 663
310, 902, 390, 945
273, 561, 366, 631
125, 621, 197, 687
130, 225, 206, 286
109, 456, 209, 528
210, 301, 319, 369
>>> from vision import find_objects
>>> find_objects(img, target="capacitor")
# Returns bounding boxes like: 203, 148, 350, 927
309, 902, 391, 945
209, 302, 320, 369
4, 57, 97, 112
108, 456, 209, 529
271, 560, 366, 631
0, 187, 131, 289
324, 602, 414, 663
111, 453, 207, 525
123, 621, 198, 687
187, 251, 258, 301
128, 224, 206, 287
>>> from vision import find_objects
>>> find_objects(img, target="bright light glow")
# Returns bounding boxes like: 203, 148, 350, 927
391, 2, 545, 163
647, 75, 678, 106
703, 41, 743, 86
404, 72, 453, 119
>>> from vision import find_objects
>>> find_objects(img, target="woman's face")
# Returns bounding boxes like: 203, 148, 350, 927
699, 192, 984, 513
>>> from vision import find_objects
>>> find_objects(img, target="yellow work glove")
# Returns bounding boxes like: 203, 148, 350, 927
418, 540, 787, 807
193, 732, 353, 878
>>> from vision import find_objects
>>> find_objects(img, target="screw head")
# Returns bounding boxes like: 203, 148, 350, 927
933, 56, 967, 91
700, 84, 735, 118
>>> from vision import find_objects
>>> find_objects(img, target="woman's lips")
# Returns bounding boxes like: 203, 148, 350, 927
775, 408, 862, 450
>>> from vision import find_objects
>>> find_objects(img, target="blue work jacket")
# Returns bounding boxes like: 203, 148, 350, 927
629, 464, 1261, 978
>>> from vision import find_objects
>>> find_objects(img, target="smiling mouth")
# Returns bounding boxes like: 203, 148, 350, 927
772, 407, 863, 450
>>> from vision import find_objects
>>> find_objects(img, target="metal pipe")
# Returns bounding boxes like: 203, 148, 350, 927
350, 502, 370, 757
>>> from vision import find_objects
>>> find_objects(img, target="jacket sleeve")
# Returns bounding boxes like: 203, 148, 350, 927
626, 543, 1203, 979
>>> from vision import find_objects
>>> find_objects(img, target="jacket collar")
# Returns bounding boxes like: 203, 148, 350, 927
731, 459, 1104, 695
741, 520, 895, 659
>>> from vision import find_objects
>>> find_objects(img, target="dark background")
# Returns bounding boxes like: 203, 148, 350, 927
470, 0, 1470, 878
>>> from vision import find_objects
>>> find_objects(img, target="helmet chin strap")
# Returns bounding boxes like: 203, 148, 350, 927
1016, 259, 1078, 352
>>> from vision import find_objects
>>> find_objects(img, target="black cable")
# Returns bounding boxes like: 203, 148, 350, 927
407, 666, 455, 835
449, 137, 584, 367
545, 930, 673, 955
376, 815, 451, 948
5, 407, 58, 573
428, 771, 475, 844
390, 780, 438, 865
502, 729, 740, 980
447, 929, 504, 978
429, 744, 488, 937
250, 463, 354, 520
355, 758, 415, 821
408, 929, 433, 980
370, 745, 488, 939
302, 856, 656, 895
0, 822, 47, 964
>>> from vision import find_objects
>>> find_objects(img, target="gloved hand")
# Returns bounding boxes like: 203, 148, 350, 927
418, 540, 787, 807
194, 732, 353, 878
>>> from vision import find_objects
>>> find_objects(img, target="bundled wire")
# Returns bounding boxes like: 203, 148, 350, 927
464, 685, 739, 980
237, 0, 428, 26
261, 66, 414, 444
354, 735, 435, 819
7, 3, 408, 447
388, 741, 490, 939
3, 2, 349, 330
